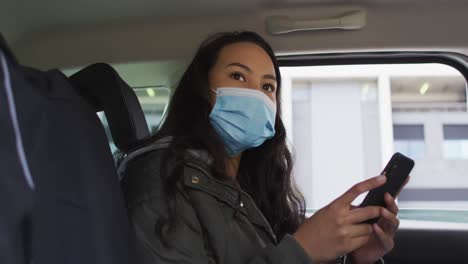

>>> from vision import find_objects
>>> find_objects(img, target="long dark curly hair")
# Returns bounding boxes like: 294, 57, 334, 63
129, 31, 305, 243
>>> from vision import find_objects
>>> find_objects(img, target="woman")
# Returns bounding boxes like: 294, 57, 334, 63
121, 31, 403, 264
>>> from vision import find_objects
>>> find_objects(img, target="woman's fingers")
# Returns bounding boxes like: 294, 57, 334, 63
385, 193, 399, 215
345, 224, 374, 238
338, 176, 387, 205
293, 175, 401, 263
346, 206, 381, 224
373, 223, 395, 252
379, 207, 400, 234
347, 235, 372, 253
395, 175, 411, 198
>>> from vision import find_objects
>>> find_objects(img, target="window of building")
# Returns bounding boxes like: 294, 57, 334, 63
443, 125, 468, 160
393, 124, 425, 159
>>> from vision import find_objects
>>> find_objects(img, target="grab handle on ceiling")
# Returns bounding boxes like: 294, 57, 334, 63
267, 10, 366, 34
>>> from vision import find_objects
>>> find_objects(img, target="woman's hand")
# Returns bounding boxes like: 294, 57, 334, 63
293, 176, 387, 263
349, 177, 410, 264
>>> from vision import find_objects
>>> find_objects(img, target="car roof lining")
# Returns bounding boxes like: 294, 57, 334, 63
3, 1, 468, 69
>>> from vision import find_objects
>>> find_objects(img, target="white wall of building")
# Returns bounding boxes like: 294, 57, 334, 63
289, 79, 384, 209
393, 112, 468, 189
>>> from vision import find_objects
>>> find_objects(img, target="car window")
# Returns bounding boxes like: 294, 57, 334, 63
63, 60, 185, 153
97, 86, 170, 153
280, 63, 468, 229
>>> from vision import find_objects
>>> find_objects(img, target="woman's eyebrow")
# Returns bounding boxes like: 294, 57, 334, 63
263, 74, 277, 82
226, 62, 252, 72
227, 62, 277, 82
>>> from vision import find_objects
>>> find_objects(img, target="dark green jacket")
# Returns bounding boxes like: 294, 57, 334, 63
121, 141, 313, 264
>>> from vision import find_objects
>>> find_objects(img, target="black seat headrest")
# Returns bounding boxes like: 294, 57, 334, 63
69, 63, 150, 152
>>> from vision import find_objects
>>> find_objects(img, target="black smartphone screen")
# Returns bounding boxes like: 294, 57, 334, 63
359, 152, 414, 223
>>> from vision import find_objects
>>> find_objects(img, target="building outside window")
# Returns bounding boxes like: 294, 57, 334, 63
393, 124, 425, 159
443, 124, 468, 160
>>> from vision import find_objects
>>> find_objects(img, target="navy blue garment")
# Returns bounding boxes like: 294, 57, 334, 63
0, 36, 34, 264
0, 35, 133, 264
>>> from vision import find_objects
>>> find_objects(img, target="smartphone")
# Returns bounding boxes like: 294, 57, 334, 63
359, 152, 414, 224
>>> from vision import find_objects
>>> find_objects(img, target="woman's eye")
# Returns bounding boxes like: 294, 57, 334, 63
262, 84, 275, 92
230, 72, 246, 82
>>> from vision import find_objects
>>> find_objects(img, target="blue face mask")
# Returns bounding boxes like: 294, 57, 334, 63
209, 87, 276, 156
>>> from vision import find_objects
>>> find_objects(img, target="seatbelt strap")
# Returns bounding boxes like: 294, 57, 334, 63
117, 136, 173, 180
